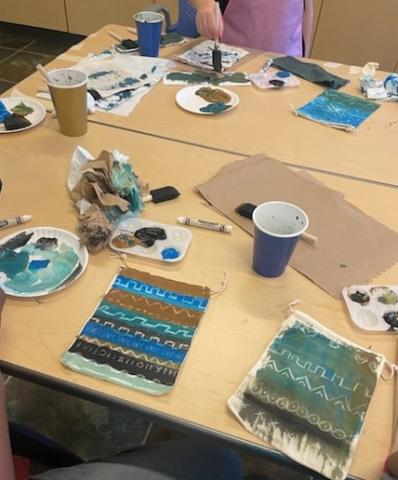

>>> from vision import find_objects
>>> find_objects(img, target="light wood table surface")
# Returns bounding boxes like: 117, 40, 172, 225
0, 118, 397, 480
12, 24, 398, 187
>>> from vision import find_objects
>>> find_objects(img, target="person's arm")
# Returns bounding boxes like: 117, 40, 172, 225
302, 0, 314, 56
190, 0, 223, 39
0, 290, 15, 480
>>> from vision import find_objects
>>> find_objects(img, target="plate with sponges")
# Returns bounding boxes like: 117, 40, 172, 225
0, 96, 46, 134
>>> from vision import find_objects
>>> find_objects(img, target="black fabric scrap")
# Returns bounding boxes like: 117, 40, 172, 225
272, 56, 349, 90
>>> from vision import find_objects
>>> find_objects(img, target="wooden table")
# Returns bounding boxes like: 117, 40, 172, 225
0, 116, 397, 480
13, 24, 398, 187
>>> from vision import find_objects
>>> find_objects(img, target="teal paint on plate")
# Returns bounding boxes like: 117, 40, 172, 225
5, 242, 79, 294
0, 249, 29, 277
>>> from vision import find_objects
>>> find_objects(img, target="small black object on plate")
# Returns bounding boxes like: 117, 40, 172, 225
116, 39, 140, 53
269, 79, 285, 88
235, 203, 257, 220
3, 113, 31, 131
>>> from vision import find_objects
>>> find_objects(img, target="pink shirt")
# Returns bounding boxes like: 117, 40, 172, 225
221, 0, 304, 56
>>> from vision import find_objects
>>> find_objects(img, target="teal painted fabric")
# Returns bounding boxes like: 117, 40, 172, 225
296, 89, 380, 130
229, 311, 385, 480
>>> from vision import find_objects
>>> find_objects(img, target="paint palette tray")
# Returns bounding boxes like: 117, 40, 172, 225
249, 70, 300, 90
343, 285, 398, 332
110, 218, 192, 263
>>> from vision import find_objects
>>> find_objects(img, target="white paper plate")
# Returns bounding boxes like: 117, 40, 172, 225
175, 86, 239, 115
110, 218, 192, 263
0, 227, 89, 297
0, 97, 46, 134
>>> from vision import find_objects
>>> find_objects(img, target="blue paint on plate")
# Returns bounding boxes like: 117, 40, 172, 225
28, 259, 50, 271
161, 247, 180, 260
276, 71, 291, 78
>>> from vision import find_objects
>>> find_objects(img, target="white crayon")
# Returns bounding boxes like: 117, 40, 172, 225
0, 215, 32, 230
177, 216, 232, 233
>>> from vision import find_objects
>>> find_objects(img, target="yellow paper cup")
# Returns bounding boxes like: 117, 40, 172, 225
48, 69, 88, 137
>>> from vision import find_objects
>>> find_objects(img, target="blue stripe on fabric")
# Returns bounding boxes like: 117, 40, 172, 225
114, 275, 209, 312
82, 321, 186, 363
96, 301, 195, 340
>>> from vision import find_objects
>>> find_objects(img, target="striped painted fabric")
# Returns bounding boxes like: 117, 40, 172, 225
61, 267, 210, 395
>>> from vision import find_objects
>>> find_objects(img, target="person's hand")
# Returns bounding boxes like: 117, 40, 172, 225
196, 0, 224, 40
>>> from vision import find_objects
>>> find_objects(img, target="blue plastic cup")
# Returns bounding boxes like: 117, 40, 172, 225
252, 201, 309, 278
134, 11, 164, 57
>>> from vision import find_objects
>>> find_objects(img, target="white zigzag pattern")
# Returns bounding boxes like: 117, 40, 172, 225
115, 277, 208, 309
266, 359, 367, 416
268, 347, 368, 395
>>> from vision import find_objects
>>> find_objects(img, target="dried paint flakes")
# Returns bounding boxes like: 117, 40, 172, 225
199, 102, 231, 113
195, 87, 231, 103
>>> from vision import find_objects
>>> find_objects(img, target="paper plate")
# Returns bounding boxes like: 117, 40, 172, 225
0, 227, 89, 297
0, 97, 46, 134
175, 86, 239, 115
110, 218, 192, 263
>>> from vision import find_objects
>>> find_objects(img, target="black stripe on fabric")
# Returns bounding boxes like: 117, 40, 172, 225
69, 338, 178, 386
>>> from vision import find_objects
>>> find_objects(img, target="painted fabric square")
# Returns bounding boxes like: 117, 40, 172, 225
62, 267, 210, 395
228, 311, 385, 480
174, 40, 249, 71
296, 89, 380, 130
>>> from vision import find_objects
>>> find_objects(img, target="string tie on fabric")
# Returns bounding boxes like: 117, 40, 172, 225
382, 360, 398, 380
210, 272, 228, 297
288, 299, 302, 314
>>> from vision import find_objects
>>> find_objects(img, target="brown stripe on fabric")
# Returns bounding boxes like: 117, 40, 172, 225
106, 288, 202, 327
119, 267, 211, 299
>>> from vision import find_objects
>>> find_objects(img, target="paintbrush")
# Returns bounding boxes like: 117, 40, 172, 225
212, 1, 222, 73
235, 202, 318, 246
212, 39, 222, 73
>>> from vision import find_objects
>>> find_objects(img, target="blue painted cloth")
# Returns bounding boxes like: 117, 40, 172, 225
296, 89, 380, 130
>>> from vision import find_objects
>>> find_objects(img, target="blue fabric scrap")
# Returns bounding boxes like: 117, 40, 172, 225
0, 100, 11, 123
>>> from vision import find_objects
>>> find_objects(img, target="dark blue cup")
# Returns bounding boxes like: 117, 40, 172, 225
252, 201, 309, 278
134, 11, 164, 57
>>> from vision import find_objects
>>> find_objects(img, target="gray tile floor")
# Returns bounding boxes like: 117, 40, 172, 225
0, 22, 84, 94
1, 20, 310, 480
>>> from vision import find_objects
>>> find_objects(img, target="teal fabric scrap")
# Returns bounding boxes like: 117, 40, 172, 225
229, 311, 385, 480
296, 89, 380, 130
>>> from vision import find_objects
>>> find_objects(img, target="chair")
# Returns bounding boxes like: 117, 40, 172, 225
9, 421, 83, 470
146, 1, 199, 38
